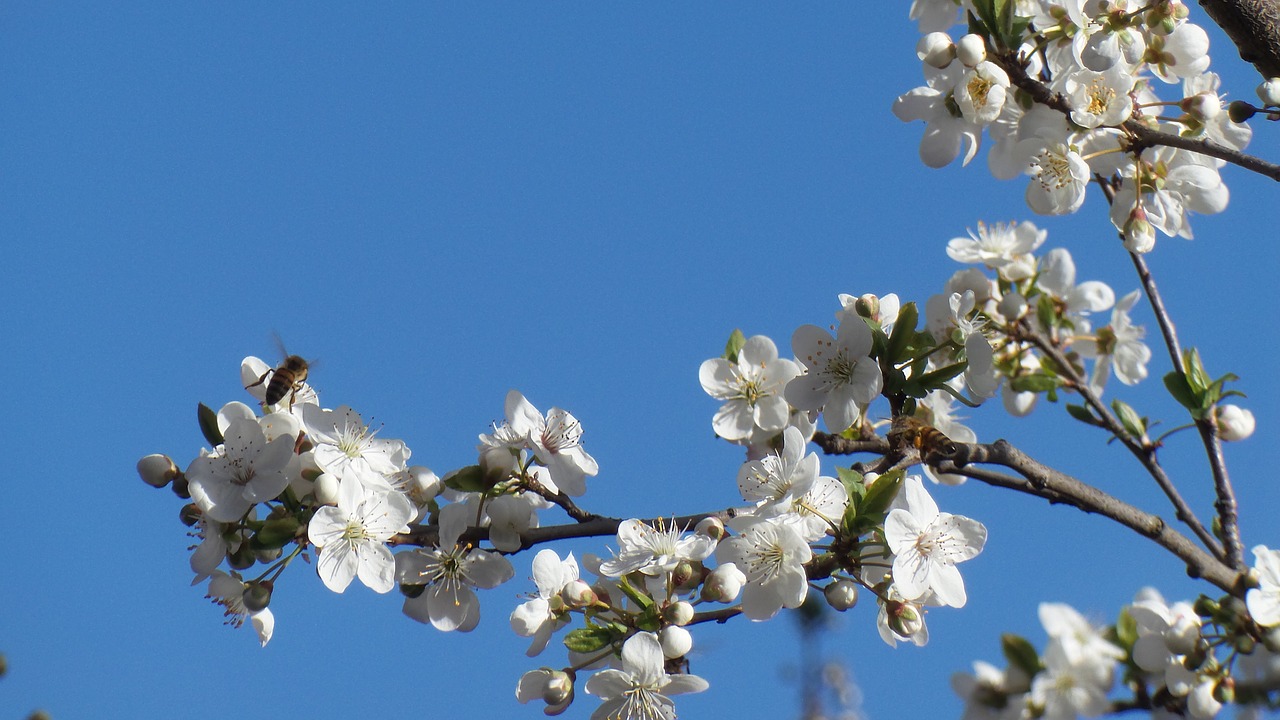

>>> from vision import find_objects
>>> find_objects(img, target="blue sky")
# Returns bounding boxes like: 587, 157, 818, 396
3, 4, 1277, 719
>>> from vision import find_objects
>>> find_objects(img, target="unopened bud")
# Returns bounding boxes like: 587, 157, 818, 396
226, 542, 256, 570
1122, 205, 1156, 254
254, 547, 283, 563
916, 32, 955, 69
998, 292, 1028, 321
137, 454, 179, 488
1189, 680, 1223, 718
560, 579, 596, 609
313, 472, 340, 506
1193, 596, 1220, 618
542, 670, 573, 706
242, 581, 273, 613
400, 583, 426, 599
854, 293, 880, 320
671, 561, 699, 591
170, 473, 191, 499
179, 503, 202, 527
1181, 92, 1221, 122
1234, 633, 1257, 654
659, 625, 694, 659
1258, 78, 1280, 107
955, 34, 987, 67
1215, 404, 1255, 441
694, 516, 724, 541
663, 600, 696, 626
1228, 100, 1257, 123
824, 580, 859, 611
702, 563, 746, 603
405, 466, 442, 503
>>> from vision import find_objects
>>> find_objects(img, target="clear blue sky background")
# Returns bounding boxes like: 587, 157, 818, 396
3, 4, 1277, 719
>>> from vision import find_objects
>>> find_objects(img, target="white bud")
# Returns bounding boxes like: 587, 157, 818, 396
998, 292, 1028, 321
916, 32, 956, 69
1122, 205, 1156, 254
1259, 78, 1280, 107
663, 600, 696, 626
955, 34, 987, 67
313, 472, 341, 505
1182, 92, 1221, 122
823, 580, 859, 611
1187, 680, 1222, 719
560, 579, 597, 608
694, 516, 724, 540
659, 625, 694, 659
702, 563, 746, 603
137, 454, 179, 488
1216, 404, 1256, 441
405, 466, 442, 502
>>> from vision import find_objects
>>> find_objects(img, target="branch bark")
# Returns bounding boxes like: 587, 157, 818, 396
1199, 0, 1280, 80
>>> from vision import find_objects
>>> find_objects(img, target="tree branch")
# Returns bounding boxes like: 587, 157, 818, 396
1199, 0, 1280, 80
945, 440, 1242, 593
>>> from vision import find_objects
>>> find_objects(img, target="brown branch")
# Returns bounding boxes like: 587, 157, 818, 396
1199, 0, 1280, 79
388, 509, 741, 550
945, 440, 1243, 593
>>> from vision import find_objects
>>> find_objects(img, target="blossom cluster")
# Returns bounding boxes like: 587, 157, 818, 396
897, 0, 1251, 252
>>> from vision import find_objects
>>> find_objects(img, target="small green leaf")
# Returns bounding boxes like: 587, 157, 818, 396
617, 577, 655, 611
1036, 295, 1057, 332
886, 302, 919, 363
1183, 348, 1210, 395
198, 403, 224, 447
1010, 374, 1060, 393
1114, 609, 1139, 650
1111, 399, 1146, 439
1163, 371, 1200, 414
837, 466, 866, 504
443, 465, 489, 493
914, 360, 968, 389
564, 626, 615, 654
857, 469, 904, 521
252, 517, 302, 550
724, 329, 746, 363
1002, 633, 1043, 677
1066, 403, 1102, 427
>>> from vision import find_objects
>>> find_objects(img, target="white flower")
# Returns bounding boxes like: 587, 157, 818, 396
1147, 23, 1211, 83
1024, 138, 1090, 215
599, 519, 717, 591
584, 632, 709, 720
1080, 290, 1151, 392
1065, 65, 1135, 128
307, 474, 414, 593
396, 507, 515, 632
1037, 248, 1115, 329
946, 220, 1046, 281
786, 312, 883, 433
1128, 587, 1201, 675
715, 518, 812, 620
510, 549, 579, 656
736, 426, 819, 512
206, 570, 274, 647
505, 390, 599, 497
189, 515, 229, 585
1039, 602, 1126, 669
516, 668, 574, 714
885, 476, 986, 607
1247, 545, 1280, 627
956, 61, 1010, 125
1030, 640, 1113, 720
699, 335, 799, 441
894, 64, 983, 168
186, 417, 295, 523
301, 404, 408, 490
1215, 404, 1256, 441
952, 661, 1029, 720
1109, 146, 1228, 241
877, 588, 931, 647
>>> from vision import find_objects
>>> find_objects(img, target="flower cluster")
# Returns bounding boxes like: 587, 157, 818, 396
897, 0, 1250, 252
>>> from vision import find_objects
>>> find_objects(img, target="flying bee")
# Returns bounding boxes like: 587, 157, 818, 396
245, 339, 312, 409
887, 414, 957, 462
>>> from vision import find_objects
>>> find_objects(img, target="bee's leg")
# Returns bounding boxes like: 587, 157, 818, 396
245, 369, 272, 390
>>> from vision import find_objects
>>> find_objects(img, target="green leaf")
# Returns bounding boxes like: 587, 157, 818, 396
617, 577, 655, 611
1183, 348, 1210, 395
1114, 609, 1139, 650
886, 302, 919, 363
1163, 371, 1200, 414
724, 329, 746, 363
914, 360, 968, 389
1111, 399, 1146, 440
1002, 633, 1043, 677
1036, 294, 1057, 332
198, 403, 224, 447
1066, 403, 1102, 427
443, 465, 489, 493
857, 469, 904, 522
837, 466, 866, 504
252, 517, 302, 550
1009, 374, 1060, 393
564, 626, 615, 654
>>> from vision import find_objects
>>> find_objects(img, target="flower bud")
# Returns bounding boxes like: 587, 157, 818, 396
254, 547, 283, 563
824, 580, 859, 611
170, 473, 191, 499
672, 560, 697, 589
1193, 596, 1219, 618
702, 563, 746, 603
1122, 205, 1156, 254
659, 625, 694, 659
226, 542, 256, 570
694, 516, 725, 541
663, 600, 696, 626
997, 292, 1028, 321
1188, 680, 1222, 719
1228, 100, 1257, 123
560, 579, 597, 609
405, 466, 442, 503
516, 668, 575, 714
1181, 92, 1221, 122
916, 32, 955, 69
542, 670, 574, 707
1258, 78, 1280, 106
853, 293, 880, 320
242, 580, 273, 613
313, 472, 341, 506
1215, 404, 1255, 441
955, 34, 987, 67
137, 454, 179, 488
179, 503, 202, 527
400, 583, 426, 599
1234, 633, 1257, 654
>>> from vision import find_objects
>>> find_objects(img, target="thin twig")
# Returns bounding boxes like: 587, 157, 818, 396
1019, 323, 1225, 560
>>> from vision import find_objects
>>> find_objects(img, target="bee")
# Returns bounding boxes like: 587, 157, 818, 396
887, 414, 957, 462
246, 340, 312, 408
